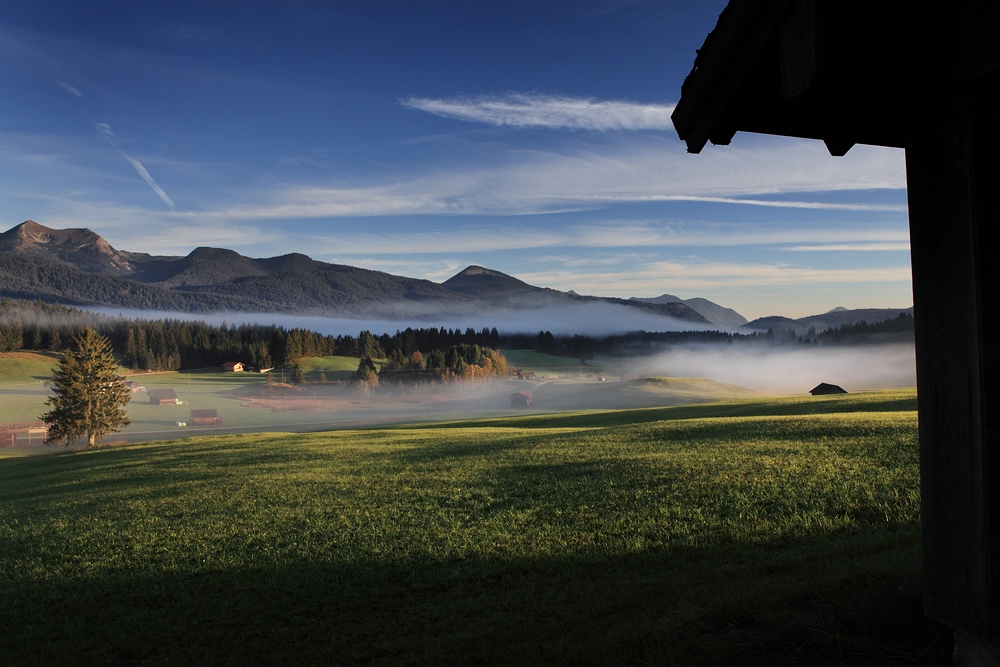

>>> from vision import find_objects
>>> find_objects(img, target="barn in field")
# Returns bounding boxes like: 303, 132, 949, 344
222, 361, 245, 372
123, 380, 146, 394
510, 390, 533, 408
190, 409, 222, 426
149, 388, 178, 405
809, 383, 846, 395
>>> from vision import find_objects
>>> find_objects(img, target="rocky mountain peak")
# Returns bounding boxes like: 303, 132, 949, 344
1, 220, 132, 275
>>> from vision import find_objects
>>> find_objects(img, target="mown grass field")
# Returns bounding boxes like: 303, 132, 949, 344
0, 351, 62, 384
0, 389, 946, 666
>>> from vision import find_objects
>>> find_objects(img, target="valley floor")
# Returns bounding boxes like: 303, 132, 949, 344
0, 351, 759, 448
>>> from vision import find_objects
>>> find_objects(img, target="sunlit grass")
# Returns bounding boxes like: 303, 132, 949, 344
0, 350, 60, 384
0, 389, 944, 665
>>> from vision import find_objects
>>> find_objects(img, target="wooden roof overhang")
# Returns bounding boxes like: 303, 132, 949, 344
672, 0, 1000, 156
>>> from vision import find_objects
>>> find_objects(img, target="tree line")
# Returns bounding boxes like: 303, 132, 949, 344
0, 299, 509, 372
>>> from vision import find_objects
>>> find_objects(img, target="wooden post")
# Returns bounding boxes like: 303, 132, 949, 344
906, 111, 1000, 660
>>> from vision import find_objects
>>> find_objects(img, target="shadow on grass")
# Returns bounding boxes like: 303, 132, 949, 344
426, 393, 918, 431
0, 533, 949, 667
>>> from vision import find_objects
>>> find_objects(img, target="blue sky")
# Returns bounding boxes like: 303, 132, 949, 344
0, 1, 911, 320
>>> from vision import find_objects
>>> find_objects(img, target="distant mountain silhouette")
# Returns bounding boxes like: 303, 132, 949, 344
741, 308, 915, 335
445, 265, 709, 322
630, 293, 748, 328
442, 265, 541, 298
0, 221, 709, 323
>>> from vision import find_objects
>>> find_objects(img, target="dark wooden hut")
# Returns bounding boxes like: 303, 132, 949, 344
148, 388, 178, 405
510, 390, 533, 408
809, 382, 846, 395
190, 409, 222, 426
673, 1, 1000, 659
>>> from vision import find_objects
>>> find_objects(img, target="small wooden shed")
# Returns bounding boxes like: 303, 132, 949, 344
222, 361, 245, 372
123, 380, 145, 394
510, 390, 533, 408
809, 383, 846, 395
148, 388, 178, 405
190, 409, 222, 426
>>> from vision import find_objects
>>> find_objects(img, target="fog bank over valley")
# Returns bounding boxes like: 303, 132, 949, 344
91, 302, 716, 337
639, 343, 916, 395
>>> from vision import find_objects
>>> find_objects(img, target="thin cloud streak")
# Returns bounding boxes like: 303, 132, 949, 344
58, 81, 82, 98
600, 194, 908, 212
121, 154, 176, 209
306, 223, 908, 257
787, 243, 911, 251
402, 92, 675, 131
93, 122, 175, 209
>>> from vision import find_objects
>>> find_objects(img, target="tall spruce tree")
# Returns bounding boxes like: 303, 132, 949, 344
42, 328, 131, 447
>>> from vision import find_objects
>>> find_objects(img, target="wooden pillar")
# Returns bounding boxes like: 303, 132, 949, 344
906, 111, 1000, 661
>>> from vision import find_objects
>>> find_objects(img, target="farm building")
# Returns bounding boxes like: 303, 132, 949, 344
810, 383, 847, 396
123, 380, 146, 394
222, 361, 245, 372
148, 388, 178, 405
190, 409, 222, 426
510, 390, 533, 408
514, 370, 536, 380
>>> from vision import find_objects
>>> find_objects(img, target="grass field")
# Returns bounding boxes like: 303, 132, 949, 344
0, 350, 62, 383
295, 355, 367, 380
0, 389, 947, 665
502, 349, 593, 375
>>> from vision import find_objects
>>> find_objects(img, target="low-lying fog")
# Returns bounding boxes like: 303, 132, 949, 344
91, 302, 714, 337
88, 305, 915, 396
638, 343, 916, 394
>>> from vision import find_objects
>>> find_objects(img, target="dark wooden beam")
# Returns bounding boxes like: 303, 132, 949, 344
904, 108, 999, 656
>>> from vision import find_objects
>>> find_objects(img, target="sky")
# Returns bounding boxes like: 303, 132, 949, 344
0, 1, 912, 321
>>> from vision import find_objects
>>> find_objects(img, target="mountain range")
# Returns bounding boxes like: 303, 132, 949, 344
1, 221, 914, 332
1, 221, 720, 324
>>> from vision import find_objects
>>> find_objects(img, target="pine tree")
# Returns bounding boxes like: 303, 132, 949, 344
42, 328, 131, 447
353, 357, 379, 395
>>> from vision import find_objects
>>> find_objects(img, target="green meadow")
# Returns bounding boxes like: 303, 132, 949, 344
0, 389, 947, 665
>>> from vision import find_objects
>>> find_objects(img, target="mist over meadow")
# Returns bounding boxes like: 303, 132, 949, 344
639, 343, 915, 394
82, 303, 918, 395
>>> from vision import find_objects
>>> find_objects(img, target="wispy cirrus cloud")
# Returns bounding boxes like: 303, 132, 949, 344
786, 242, 911, 252
93, 122, 175, 209
517, 259, 913, 294
296, 221, 908, 258
57, 81, 82, 98
190, 136, 905, 221
402, 92, 675, 131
